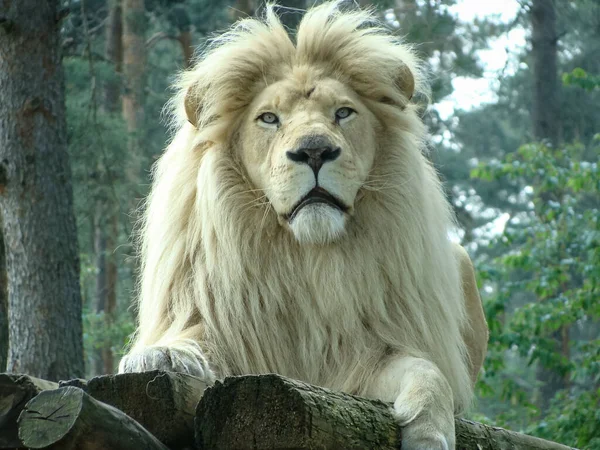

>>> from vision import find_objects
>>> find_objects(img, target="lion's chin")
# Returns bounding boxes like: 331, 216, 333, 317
288, 203, 347, 245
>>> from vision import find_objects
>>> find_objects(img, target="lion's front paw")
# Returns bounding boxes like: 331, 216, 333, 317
119, 346, 215, 383
398, 418, 454, 450
393, 403, 455, 450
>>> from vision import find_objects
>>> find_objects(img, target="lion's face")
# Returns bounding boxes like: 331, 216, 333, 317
237, 76, 379, 245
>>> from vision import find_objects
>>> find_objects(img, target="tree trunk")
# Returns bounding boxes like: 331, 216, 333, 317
530, 0, 567, 410
531, 0, 559, 145
0, 0, 84, 380
102, 214, 118, 375
177, 30, 194, 69
166, 5, 194, 68
104, 0, 123, 112
91, 0, 124, 377
0, 226, 7, 372
122, 0, 147, 185
93, 204, 109, 376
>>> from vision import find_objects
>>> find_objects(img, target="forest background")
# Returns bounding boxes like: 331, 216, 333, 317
0, 0, 598, 449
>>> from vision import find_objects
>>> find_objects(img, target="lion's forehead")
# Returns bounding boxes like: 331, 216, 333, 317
251, 76, 357, 115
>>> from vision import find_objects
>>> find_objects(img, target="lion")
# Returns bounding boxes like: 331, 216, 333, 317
119, 2, 488, 449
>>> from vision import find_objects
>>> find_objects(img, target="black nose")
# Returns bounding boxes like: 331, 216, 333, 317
286, 136, 341, 175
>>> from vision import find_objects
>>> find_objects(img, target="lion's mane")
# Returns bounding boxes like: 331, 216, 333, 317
129, 1, 473, 413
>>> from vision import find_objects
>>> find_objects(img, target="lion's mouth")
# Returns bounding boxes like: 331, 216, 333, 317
287, 187, 347, 221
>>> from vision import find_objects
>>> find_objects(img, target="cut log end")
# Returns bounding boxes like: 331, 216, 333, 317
0, 373, 58, 448
18, 387, 83, 448
18, 386, 169, 450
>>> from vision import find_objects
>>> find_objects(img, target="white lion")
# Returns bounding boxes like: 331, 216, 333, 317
119, 2, 488, 449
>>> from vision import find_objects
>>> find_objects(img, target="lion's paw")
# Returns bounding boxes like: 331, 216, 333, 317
399, 420, 453, 450
119, 346, 215, 383
393, 404, 454, 450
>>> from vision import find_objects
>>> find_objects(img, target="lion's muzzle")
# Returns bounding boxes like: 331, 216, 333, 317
286, 134, 341, 176
287, 187, 348, 222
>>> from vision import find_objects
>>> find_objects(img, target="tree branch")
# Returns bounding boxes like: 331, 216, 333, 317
146, 32, 179, 49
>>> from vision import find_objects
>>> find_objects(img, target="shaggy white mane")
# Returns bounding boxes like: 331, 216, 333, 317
127, 0, 474, 416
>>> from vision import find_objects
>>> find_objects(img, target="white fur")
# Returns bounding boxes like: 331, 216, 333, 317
119, 3, 476, 449
288, 204, 347, 244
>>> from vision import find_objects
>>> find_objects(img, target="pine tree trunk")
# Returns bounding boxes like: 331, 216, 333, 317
166, 5, 194, 68
103, 214, 118, 374
0, 0, 84, 380
178, 30, 194, 69
122, 0, 147, 184
93, 204, 109, 376
530, 0, 567, 410
531, 0, 559, 145
105, 0, 123, 112
91, 0, 124, 376
0, 226, 7, 372
121, 0, 146, 300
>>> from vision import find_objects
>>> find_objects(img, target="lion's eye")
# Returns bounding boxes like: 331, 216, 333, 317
335, 107, 355, 121
258, 112, 279, 125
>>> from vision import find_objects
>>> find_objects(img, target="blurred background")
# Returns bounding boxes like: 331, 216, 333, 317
0, 0, 598, 448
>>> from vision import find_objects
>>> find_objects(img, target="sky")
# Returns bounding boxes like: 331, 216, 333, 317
436, 0, 527, 119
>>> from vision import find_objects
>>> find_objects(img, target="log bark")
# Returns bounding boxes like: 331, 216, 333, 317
0, 374, 58, 448
18, 386, 168, 450
60, 370, 210, 449
196, 374, 577, 450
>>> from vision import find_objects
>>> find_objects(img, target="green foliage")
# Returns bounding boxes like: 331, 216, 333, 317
563, 67, 600, 92
83, 310, 135, 359
471, 124, 600, 448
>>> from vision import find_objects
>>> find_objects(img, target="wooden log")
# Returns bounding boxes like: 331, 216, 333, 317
455, 419, 577, 450
196, 374, 578, 450
59, 370, 210, 449
0, 373, 58, 448
197, 374, 400, 450
18, 386, 169, 450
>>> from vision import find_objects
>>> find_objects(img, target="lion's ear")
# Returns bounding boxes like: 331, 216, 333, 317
395, 64, 415, 102
184, 86, 200, 127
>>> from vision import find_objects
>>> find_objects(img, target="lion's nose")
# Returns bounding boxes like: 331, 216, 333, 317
286, 139, 341, 176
